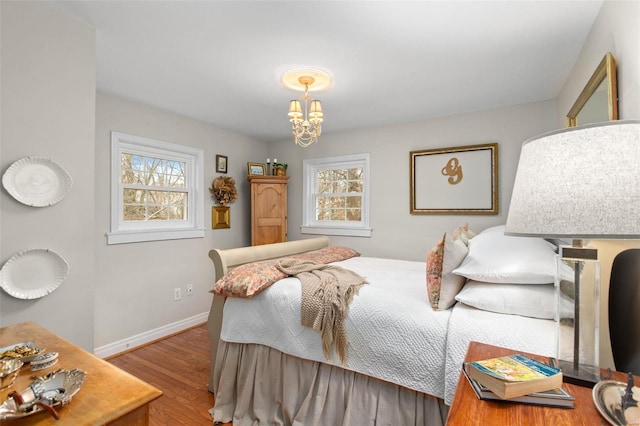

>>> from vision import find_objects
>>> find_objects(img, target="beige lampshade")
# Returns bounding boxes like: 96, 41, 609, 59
309, 100, 323, 120
505, 120, 640, 239
288, 100, 302, 119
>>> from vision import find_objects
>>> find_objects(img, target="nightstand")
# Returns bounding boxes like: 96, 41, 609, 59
446, 341, 635, 425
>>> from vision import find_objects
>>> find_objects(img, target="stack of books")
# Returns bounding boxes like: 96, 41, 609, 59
464, 353, 574, 408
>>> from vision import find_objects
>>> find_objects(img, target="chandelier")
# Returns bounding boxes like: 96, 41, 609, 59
281, 68, 331, 147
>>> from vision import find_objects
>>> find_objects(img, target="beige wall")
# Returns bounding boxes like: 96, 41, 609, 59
558, 0, 640, 124
273, 100, 558, 261
93, 92, 265, 347
0, 1, 96, 349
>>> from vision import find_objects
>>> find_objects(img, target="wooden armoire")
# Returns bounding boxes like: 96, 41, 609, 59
248, 175, 289, 246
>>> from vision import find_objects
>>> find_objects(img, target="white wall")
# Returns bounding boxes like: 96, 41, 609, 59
557, 0, 640, 370
0, 1, 96, 349
273, 100, 558, 262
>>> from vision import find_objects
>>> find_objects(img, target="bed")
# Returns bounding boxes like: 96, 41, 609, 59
206, 225, 566, 425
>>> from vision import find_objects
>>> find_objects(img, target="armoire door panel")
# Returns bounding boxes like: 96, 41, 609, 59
248, 175, 289, 246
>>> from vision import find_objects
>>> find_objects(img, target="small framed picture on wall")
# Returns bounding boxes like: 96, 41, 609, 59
216, 155, 228, 173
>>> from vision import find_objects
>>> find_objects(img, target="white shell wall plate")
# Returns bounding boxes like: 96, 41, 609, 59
2, 157, 73, 207
0, 249, 69, 300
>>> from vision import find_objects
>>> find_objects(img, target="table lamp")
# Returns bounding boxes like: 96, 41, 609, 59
505, 120, 640, 387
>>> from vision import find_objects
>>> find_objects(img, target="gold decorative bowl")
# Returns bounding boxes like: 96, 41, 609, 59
0, 359, 23, 390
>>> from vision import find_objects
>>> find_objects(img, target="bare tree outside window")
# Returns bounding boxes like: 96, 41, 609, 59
120, 153, 188, 222
109, 131, 204, 245
302, 153, 371, 237
315, 167, 363, 222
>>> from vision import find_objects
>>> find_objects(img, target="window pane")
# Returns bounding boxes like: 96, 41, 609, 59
123, 188, 144, 203
146, 190, 164, 204
122, 189, 188, 222
120, 152, 186, 189
332, 169, 346, 181
331, 209, 346, 220
170, 205, 186, 220
130, 155, 145, 171
316, 197, 330, 208
169, 193, 187, 220
330, 196, 345, 208
347, 209, 362, 221
147, 205, 167, 221
346, 196, 361, 208
348, 168, 362, 180
313, 167, 364, 223
120, 152, 189, 222
123, 205, 146, 221
347, 181, 360, 192
170, 192, 186, 203
317, 209, 331, 220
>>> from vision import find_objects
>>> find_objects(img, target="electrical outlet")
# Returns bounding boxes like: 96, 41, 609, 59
173, 288, 181, 301
186, 284, 193, 296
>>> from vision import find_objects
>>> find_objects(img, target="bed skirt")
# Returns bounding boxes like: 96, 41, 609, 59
210, 340, 449, 425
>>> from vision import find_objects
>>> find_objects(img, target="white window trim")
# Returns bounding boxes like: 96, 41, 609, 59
107, 131, 205, 245
301, 153, 372, 238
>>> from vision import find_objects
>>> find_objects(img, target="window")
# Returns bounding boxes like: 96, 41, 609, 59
301, 153, 372, 237
108, 132, 205, 244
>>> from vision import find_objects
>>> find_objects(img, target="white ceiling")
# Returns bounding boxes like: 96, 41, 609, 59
47, 1, 604, 142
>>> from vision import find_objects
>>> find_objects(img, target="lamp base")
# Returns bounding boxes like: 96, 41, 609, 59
555, 245, 601, 389
554, 358, 600, 388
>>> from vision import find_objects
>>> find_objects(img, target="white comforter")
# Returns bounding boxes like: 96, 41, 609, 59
220, 256, 556, 404
442, 303, 556, 404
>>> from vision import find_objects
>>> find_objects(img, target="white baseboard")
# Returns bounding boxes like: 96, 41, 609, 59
94, 312, 209, 359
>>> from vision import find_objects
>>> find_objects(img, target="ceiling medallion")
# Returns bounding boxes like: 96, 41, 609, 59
281, 68, 332, 147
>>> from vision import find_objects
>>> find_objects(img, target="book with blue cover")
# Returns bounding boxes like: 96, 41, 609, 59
462, 363, 574, 407
466, 354, 563, 399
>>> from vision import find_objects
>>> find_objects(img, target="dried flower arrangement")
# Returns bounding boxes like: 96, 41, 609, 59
210, 176, 238, 206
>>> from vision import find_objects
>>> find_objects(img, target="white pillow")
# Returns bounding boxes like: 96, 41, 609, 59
452, 225, 559, 284
455, 280, 575, 320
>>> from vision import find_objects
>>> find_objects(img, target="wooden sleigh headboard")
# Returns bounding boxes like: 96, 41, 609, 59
206, 237, 330, 391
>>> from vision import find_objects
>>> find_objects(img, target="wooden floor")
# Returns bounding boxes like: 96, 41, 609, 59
108, 323, 216, 426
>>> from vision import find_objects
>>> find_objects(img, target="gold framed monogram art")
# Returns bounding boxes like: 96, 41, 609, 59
410, 143, 498, 215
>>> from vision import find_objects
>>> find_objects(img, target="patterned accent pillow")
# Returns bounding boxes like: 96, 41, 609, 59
210, 260, 285, 298
292, 246, 360, 264
210, 246, 361, 298
450, 223, 477, 246
426, 233, 469, 310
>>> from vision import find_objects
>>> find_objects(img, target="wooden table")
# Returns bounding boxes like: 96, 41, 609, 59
0, 322, 162, 425
446, 341, 636, 425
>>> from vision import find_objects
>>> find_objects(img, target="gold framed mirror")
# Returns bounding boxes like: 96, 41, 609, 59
567, 52, 618, 127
